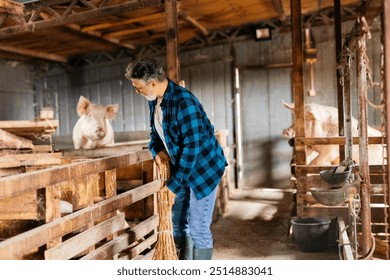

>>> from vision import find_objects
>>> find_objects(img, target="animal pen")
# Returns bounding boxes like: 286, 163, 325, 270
290, 1, 389, 260
0, 118, 229, 260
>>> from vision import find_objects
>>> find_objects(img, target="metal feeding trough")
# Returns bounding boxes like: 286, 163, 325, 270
312, 165, 354, 206
319, 166, 352, 185
310, 185, 350, 206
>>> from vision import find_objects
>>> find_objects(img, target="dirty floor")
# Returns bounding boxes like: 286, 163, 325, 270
211, 188, 339, 260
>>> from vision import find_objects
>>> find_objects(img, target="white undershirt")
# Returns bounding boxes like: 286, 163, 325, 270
154, 97, 169, 154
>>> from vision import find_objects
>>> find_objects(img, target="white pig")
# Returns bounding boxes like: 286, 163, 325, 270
282, 102, 384, 165
72, 96, 119, 150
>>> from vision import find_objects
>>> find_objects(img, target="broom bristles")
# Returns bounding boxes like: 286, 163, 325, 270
152, 159, 178, 260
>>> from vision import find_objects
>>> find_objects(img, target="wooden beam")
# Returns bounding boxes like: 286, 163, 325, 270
271, 0, 285, 21
0, 44, 67, 63
362, 0, 383, 24
104, 22, 166, 38
291, 0, 306, 165
0, 149, 152, 200
63, 140, 148, 158
0, 128, 34, 149
66, 23, 136, 50
178, 10, 208, 36
81, 12, 165, 32
0, 152, 63, 168
119, 233, 158, 260
0, 0, 162, 38
165, 0, 180, 83
80, 214, 158, 260
44, 212, 127, 260
295, 136, 385, 145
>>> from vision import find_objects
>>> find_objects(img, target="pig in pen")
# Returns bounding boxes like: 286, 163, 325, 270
282, 102, 384, 166
72, 95, 119, 149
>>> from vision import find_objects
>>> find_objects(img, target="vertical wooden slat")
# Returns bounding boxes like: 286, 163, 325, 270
142, 160, 155, 218
165, 0, 180, 83
45, 185, 62, 249
105, 169, 117, 199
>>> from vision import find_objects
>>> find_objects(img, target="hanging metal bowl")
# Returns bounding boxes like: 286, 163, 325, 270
319, 167, 352, 185
310, 185, 350, 206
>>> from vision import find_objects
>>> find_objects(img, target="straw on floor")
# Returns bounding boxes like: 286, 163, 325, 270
152, 158, 178, 260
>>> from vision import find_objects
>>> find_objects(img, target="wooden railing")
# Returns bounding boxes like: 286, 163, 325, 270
0, 149, 159, 260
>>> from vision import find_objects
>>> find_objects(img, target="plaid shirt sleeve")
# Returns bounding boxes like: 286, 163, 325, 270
166, 98, 203, 191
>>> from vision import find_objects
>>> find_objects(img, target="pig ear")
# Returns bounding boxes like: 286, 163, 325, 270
77, 96, 90, 116
105, 104, 119, 120
282, 100, 295, 111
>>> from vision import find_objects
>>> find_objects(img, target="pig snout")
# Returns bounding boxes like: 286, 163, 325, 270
85, 117, 106, 140
282, 125, 295, 139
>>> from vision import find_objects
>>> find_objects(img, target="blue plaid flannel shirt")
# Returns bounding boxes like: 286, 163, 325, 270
148, 79, 228, 199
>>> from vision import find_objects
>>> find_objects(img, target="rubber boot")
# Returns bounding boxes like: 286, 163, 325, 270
193, 248, 213, 260
174, 236, 193, 260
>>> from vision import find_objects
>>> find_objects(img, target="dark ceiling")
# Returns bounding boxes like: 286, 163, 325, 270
0, 0, 382, 66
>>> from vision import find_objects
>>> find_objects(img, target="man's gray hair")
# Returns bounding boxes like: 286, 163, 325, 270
125, 57, 166, 82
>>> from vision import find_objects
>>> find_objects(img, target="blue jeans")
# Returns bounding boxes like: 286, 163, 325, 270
171, 185, 218, 249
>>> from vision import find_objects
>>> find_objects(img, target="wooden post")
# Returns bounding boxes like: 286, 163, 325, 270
383, 0, 390, 261
165, 0, 180, 83
291, 0, 306, 216
291, 0, 305, 166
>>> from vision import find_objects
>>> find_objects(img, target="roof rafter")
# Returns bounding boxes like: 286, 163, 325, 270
0, 0, 162, 38
0, 43, 67, 63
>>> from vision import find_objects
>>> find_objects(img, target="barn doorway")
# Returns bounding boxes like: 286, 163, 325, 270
239, 67, 293, 189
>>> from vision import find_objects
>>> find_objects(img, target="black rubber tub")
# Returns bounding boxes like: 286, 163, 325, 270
291, 217, 331, 253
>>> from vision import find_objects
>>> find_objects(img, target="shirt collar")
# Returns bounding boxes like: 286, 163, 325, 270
160, 79, 174, 107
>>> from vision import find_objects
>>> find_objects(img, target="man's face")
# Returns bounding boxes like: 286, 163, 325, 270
131, 79, 157, 101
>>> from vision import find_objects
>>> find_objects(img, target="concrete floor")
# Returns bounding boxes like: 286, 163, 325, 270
211, 188, 340, 260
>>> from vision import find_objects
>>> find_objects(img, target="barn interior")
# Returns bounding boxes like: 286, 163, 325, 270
0, 0, 389, 261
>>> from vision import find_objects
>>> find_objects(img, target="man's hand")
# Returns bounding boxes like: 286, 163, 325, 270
161, 185, 176, 206
155, 150, 170, 170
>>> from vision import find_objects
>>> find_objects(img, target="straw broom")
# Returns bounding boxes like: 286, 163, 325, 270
152, 158, 178, 260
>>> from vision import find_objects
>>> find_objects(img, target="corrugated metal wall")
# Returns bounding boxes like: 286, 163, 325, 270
0, 20, 383, 189
0, 61, 35, 120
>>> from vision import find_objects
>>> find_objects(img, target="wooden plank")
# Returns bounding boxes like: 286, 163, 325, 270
338, 217, 354, 260
0, 181, 160, 259
33, 145, 53, 153
295, 136, 385, 145
0, 190, 41, 220
105, 169, 117, 198
0, 128, 34, 149
44, 213, 127, 260
45, 185, 62, 248
62, 140, 148, 158
73, 176, 95, 211
0, 153, 62, 168
118, 233, 158, 260
0, 120, 59, 140
0, 149, 152, 200
81, 215, 158, 260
